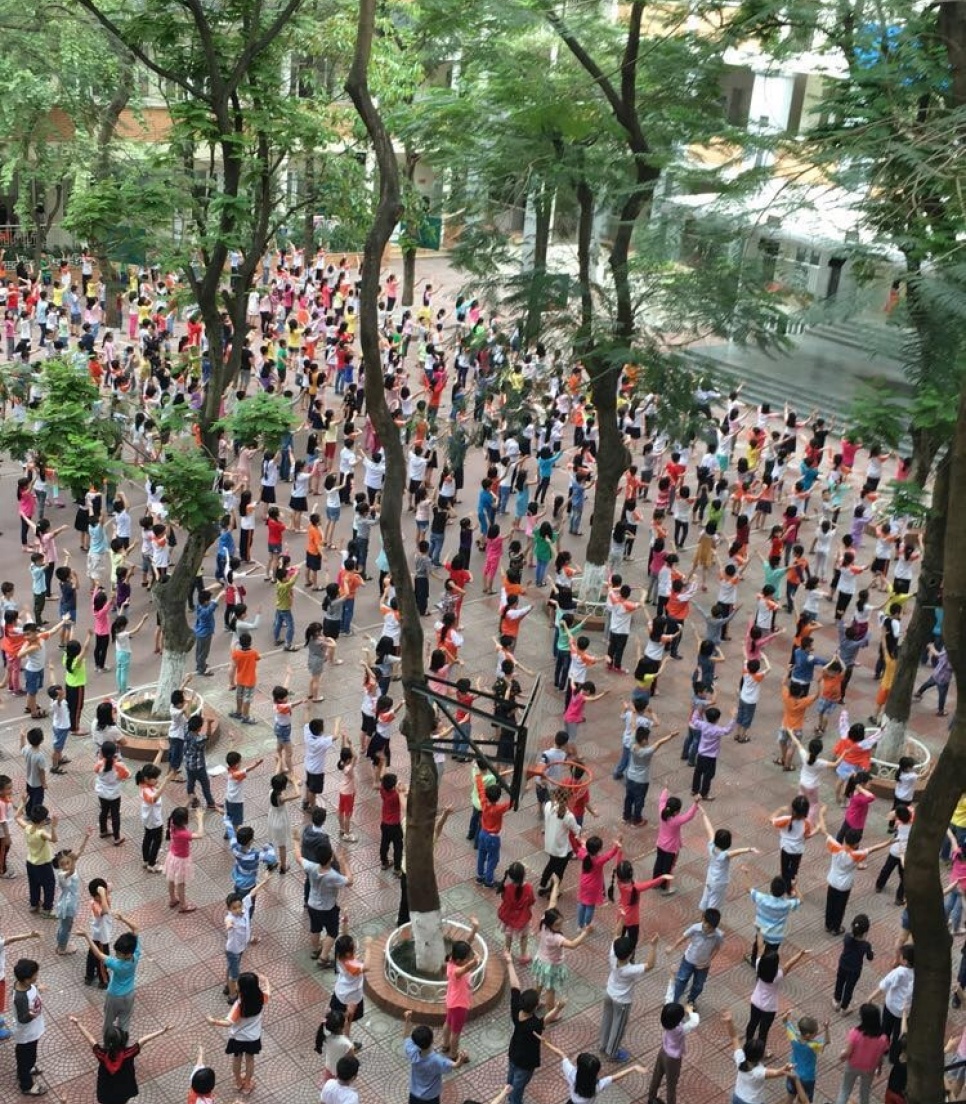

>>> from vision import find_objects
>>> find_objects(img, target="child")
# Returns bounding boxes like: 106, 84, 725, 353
832, 1003, 889, 1104
112, 612, 147, 695
575, 835, 622, 930
875, 805, 913, 907
531, 876, 591, 1009
539, 1040, 644, 1102
271, 683, 304, 774
832, 713, 880, 805
747, 877, 801, 967
599, 933, 658, 1061
403, 1012, 467, 1104
95, 740, 131, 846
698, 808, 758, 911
17, 805, 57, 917
302, 717, 334, 812
497, 862, 535, 963
379, 773, 405, 875
79, 916, 141, 1036
136, 759, 171, 873
20, 728, 47, 817
223, 874, 273, 1001
266, 773, 300, 873
440, 924, 480, 1060
11, 957, 46, 1097
223, 751, 263, 830
647, 999, 700, 1104
475, 776, 513, 889
167, 688, 189, 781
331, 931, 370, 1024
47, 684, 71, 775
0, 929, 39, 1041
867, 944, 914, 1059
229, 632, 261, 725
53, 828, 92, 954
825, 826, 890, 935
609, 860, 669, 952
837, 772, 876, 844
745, 948, 807, 1048
670, 908, 724, 1004
771, 795, 821, 890
206, 972, 271, 1095
833, 913, 874, 1012
722, 1010, 792, 1104
653, 788, 700, 888
787, 734, 839, 828
187, 1043, 217, 1104
336, 739, 357, 843
782, 1012, 830, 1104
315, 1008, 357, 1082
321, 1055, 361, 1104
163, 805, 206, 913
563, 679, 606, 744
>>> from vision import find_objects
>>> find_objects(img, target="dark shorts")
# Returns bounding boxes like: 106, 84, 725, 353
408, 478, 422, 495
323, 619, 341, 640
306, 553, 322, 571
871, 557, 888, 575
306, 772, 325, 795
260, 485, 276, 504
367, 734, 390, 763
361, 714, 377, 736
226, 1038, 262, 1056
308, 904, 340, 937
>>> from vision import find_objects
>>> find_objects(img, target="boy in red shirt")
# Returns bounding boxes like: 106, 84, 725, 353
379, 773, 406, 875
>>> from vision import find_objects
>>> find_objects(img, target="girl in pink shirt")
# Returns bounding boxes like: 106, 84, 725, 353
575, 835, 622, 930
163, 805, 206, 913
563, 679, 605, 743
838, 772, 876, 845
440, 925, 479, 1061
653, 788, 700, 889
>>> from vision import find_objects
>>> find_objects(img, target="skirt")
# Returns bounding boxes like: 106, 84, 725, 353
530, 958, 568, 991
289, 495, 308, 513
163, 852, 194, 885
267, 803, 291, 849
226, 1038, 262, 1056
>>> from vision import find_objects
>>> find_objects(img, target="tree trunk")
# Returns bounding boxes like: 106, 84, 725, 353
878, 454, 950, 761
906, 404, 966, 1104
346, 0, 443, 971
523, 181, 552, 347
154, 647, 188, 718
401, 246, 416, 308
150, 524, 216, 717
95, 252, 125, 331
302, 155, 316, 251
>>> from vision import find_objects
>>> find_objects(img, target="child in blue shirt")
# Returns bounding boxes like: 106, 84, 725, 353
781, 1011, 829, 1102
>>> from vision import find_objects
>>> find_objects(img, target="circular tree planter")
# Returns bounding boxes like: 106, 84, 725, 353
116, 688, 218, 761
364, 921, 506, 1025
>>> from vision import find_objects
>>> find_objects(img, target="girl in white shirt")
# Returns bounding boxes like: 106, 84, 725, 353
723, 1010, 789, 1104
206, 972, 271, 1095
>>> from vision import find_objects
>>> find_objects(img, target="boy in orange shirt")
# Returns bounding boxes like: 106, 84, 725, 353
778, 680, 819, 770
230, 633, 261, 725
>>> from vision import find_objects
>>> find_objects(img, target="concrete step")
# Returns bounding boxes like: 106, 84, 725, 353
807, 321, 913, 362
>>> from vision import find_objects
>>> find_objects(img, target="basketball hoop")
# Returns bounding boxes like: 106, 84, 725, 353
525, 759, 594, 794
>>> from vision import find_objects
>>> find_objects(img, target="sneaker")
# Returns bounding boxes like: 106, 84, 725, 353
613, 1048, 631, 1062
342, 833, 358, 843
0, 1026, 10, 1041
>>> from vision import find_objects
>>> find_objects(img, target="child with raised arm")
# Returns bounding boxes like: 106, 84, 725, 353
600, 932, 658, 1062
539, 1038, 645, 1103
440, 917, 480, 1060
781, 1011, 830, 1104
722, 1009, 794, 1104
697, 807, 758, 912
503, 949, 565, 1104
78, 912, 142, 1036
223, 872, 273, 1001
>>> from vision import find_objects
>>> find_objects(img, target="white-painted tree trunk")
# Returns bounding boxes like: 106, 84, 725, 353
577, 561, 608, 609
152, 647, 188, 719
876, 713, 909, 766
410, 909, 445, 974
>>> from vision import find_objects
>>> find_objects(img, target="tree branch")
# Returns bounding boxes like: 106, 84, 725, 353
227, 0, 307, 96
542, 4, 625, 123
73, 0, 208, 102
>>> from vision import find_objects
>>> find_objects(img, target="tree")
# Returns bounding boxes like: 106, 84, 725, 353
0, 358, 122, 496
72, 0, 331, 712
346, 0, 444, 971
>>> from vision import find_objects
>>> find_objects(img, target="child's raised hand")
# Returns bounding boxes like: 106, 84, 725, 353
649, 933, 660, 946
